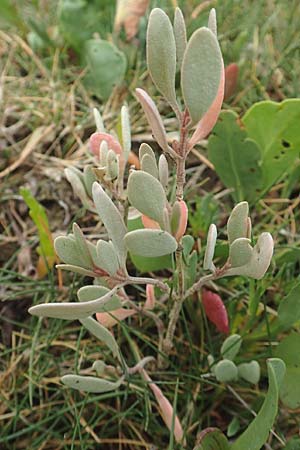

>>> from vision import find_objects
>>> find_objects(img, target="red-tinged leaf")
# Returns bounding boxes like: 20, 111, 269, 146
145, 284, 156, 309
189, 62, 225, 148
224, 63, 239, 101
90, 132, 123, 157
141, 214, 160, 230
96, 308, 136, 328
202, 289, 229, 334
175, 200, 188, 241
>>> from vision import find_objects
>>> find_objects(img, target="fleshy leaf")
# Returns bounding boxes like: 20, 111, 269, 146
80, 316, 122, 361
28, 287, 122, 320
90, 132, 123, 157
92, 182, 127, 264
121, 104, 131, 160
147, 8, 178, 112
170, 200, 188, 241
208, 8, 217, 35
72, 223, 94, 268
278, 282, 300, 328
136, 89, 170, 152
173, 7, 187, 70
204, 224, 217, 271
215, 359, 238, 383
54, 235, 91, 270
238, 361, 261, 384
202, 289, 229, 334
56, 264, 96, 277
227, 202, 249, 244
65, 168, 93, 210
229, 238, 253, 267
96, 307, 136, 328
158, 154, 169, 190
231, 358, 286, 450
77, 285, 122, 311
221, 334, 242, 361
125, 229, 177, 257
95, 240, 120, 276
181, 27, 222, 124
61, 374, 124, 393
141, 153, 159, 178
127, 170, 167, 225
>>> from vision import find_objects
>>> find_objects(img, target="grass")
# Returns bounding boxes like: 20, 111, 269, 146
1, 0, 300, 449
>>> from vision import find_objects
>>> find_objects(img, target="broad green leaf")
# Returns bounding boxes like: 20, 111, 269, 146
28, 287, 121, 320
92, 182, 127, 264
221, 334, 242, 361
227, 418, 240, 438
54, 235, 92, 270
181, 27, 222, 124
285, 437, 300, 450
84, 38, 127, 100
243, 99, 300, 195
61, 374, 124, 393
127, 171, 167, 225
275, 333, 300, 409
147, 8, 178, 112
278, 282, 300, 328
229, 238, 252, 267
77, 285, 122, 311
194, 428, 230, 450
141, 154, 159, 178
173, 7, 187, 70
125, 229, 177, 257
204, 224, 217, 270
208, 111, 263, 202
227, 202, 249, 244
215, 359, 238, 383
238, 361, 260, 384
231, 358, 286, 450
80, 316, 121, 361
95, 240, 120, 276
127, 214, 172, 272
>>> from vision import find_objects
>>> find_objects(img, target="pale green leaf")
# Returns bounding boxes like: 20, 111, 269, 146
61, 374, 124, 393
158, 154, 169, 190
80, 316, 121, 361
215, 359, 238, 383
204, 223, 217, 270
227, 201, 249, 244
73, 223, 94, 268
147, 8, 178, 112
125, 229, 177, 257
208, 8, 217, 36
278, 282, 300, 328
95, 240, 120, 276
141, 154, 159, 178
194, 428, 230, 450
238, 361, 260, 384
56, 264, 96, 277
54, 235, 91, 269
181, 27, 222, 123
229, 238, 253, 267
231, 358, 286, 450
121, 104, 131, 160
221, 334, 242, 361
77, 285, 122, 311
173, 7, 187, 70
127, 170, 167, 224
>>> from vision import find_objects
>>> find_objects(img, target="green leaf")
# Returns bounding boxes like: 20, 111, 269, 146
28, 287, 121, 320
77, 285, 122, 311
227, 418, 240, 438
121, 105, 131, 160
127, 171, 167, 225
231, 358, 286, 450
275, 333, 300, 409
72, 223, 94, 268
95, 240, 120, 276
173, 7, 187, 70
238, 361, 261, 384
227, 201, 249, 244
56, 264, 96, 277
278, 282, 300, 328
80, 317, 121, 361
127, 215, 173, 272
147, 8, 178, 112
243, 99, 300, 195
194, 428, 230, 450
221, 334, 242, 361
61, 374, 124, 393
181, 27, 222, 124
208, 111, 263, 202
54, 235, 92, 270
229, 238, 252, 267
215, 359, 238, 383
141, 154, 159, 178
84, 38, 127, 100
125, 229, 177, 257
204, 224, 217, 271
92, 182, 127, 264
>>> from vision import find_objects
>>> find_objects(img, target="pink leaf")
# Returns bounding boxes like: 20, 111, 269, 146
202, 289, 229, 334
141, 370, 184, 444
174, 200, 188, 241
141, 214, 160, 230
90, 132, 123, 157
224, 63, 239, 101
145, 284, 156, 310
96, 308, 136, 328
189, 62, 225, 149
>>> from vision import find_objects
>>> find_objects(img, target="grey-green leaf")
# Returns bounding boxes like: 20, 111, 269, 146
54, 235, 91, 269
73, 223, 94, 268
125, 229, 177, 257
204, 223, 217, 270
221, 334, 242, 361
141, 154, 159, 178
181, 27, 222, 124
92, 182, 127, 264
278, 282, 300, 328
147, 8, 178, 112
227, 201, 249, 244
95, 240, 120, 276
215, 359, 238, 383
80, 316, 121, 361
238, 361, 260, 384
229, 238, 253, 267
231, 358, 286, 450
56, 264, 96, 277
61, 374, 124, 393
77, 285, 122, 311
173, 7, 187, 70
127, 170, 167, 225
